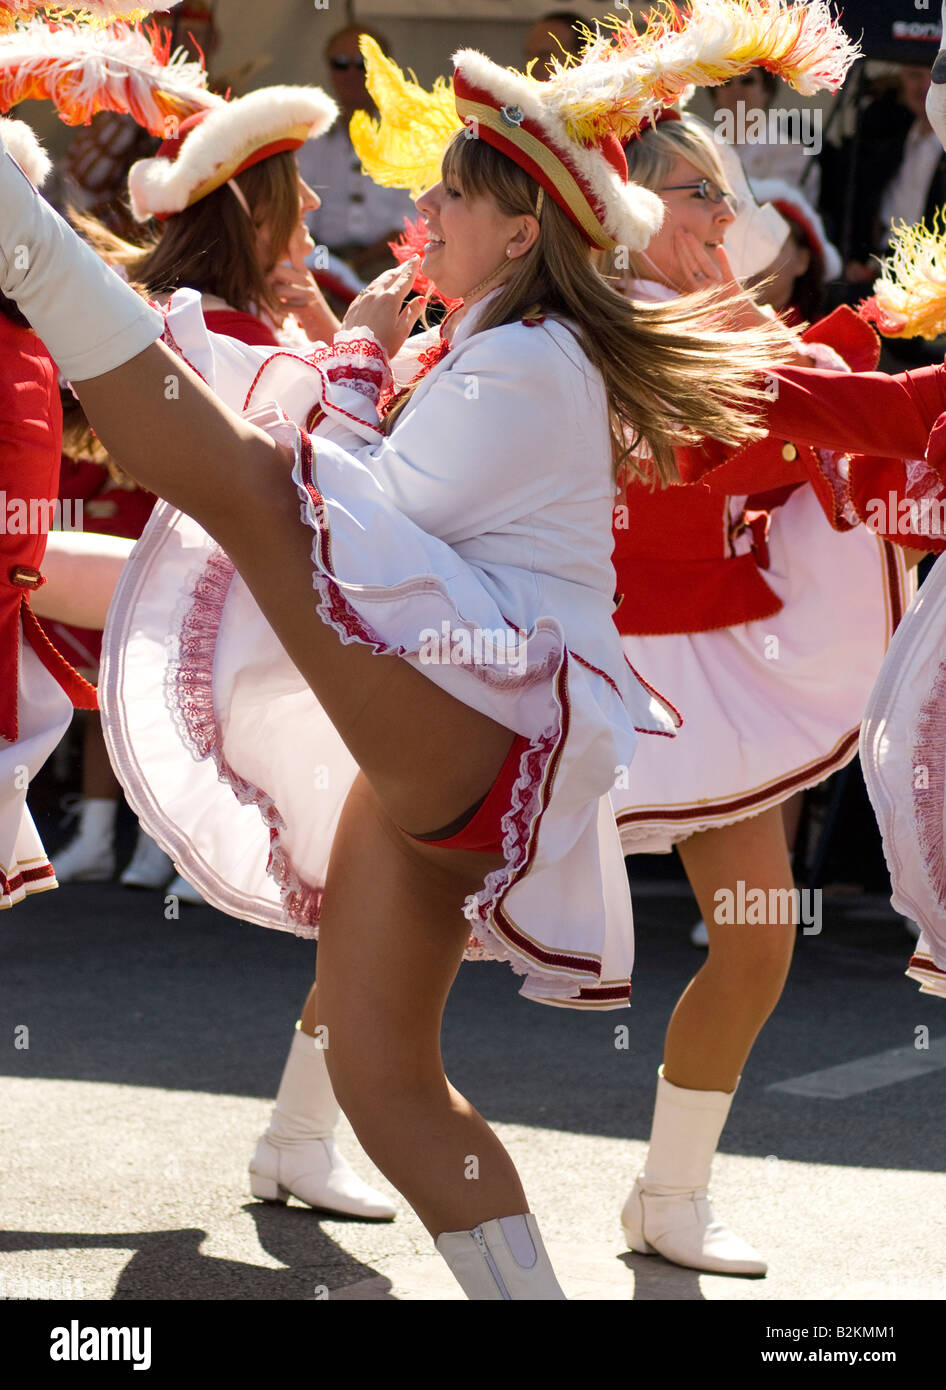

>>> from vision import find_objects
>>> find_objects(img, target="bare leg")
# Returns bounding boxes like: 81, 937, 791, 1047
299, 981, 318, 1037
670, 807, 796, 1091
621, 808, 793, 1273
83, 718, 120, 801
315, 772, 528, 1237
780, 790, 803, 856
71, 344, 514, 834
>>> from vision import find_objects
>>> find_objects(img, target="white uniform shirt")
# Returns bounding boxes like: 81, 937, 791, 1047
297, 125, 417, 251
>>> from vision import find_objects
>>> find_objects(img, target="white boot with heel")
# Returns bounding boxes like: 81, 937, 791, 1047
249, 1024, 396, 1221
621, 1066, 767, 1276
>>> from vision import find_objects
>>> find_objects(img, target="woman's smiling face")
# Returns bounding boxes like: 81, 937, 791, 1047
414, 174, 536, 302
642, 154, 736, 288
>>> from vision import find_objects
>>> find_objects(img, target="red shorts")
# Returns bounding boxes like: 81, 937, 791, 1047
405, 733, 530, 853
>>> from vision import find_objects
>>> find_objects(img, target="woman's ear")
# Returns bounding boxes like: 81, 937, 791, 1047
506, 215, 540, 260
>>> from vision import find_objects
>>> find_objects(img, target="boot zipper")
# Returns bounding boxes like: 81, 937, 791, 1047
472, 1225, 511, 1300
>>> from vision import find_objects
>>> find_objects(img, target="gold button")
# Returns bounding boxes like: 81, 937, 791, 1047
782, 443, 798, 462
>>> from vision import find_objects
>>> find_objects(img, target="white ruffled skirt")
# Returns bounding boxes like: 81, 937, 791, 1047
101, 404, 676, 1010
861, 552, 946, 999
612, 486, 914, 854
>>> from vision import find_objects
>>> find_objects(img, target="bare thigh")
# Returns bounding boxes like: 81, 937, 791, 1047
313, 772, 527, 1233
75, 345, 516, 835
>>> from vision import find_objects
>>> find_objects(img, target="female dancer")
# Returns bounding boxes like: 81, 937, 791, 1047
610, 111, 915, 1276
0, 7, 858, 1299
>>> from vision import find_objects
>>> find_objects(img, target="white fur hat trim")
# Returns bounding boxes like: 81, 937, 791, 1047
128, 85, 337, 220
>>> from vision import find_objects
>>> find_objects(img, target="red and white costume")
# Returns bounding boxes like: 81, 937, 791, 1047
0, 310, 96, 907
752, 358, 946, 997
100, 288, 678, 1009
611, 281, 914, 853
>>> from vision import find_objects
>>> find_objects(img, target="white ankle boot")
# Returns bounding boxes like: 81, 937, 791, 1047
120, 828, 174, 889
0, 139, 163, 379
621, 1067, 767, 1276
436, 1214, 566, 1300
249, 1025, 396, 1220
53, 798, 117, 882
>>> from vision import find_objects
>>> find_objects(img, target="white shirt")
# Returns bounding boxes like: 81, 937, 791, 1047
296, 124, 417, 251
879, 121, 943, 246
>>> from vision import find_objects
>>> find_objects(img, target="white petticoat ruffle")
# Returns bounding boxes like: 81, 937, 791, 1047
101, 398, 677, 1009
861, 552, 946, 999
612, 485, 914, 855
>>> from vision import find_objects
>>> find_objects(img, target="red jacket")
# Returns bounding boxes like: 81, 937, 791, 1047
0, 311, 96, 741
614, 307, 881, 636
743, 358, 946, 554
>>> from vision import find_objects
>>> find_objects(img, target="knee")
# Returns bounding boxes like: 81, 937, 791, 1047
321, 1024, 439, 1118
705, 921, 796, 993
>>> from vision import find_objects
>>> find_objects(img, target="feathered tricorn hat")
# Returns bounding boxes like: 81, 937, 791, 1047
0, 17, 223, 131
0, 12, 337, 221
353, 0, 858, 253
0, 111, 49, 183
128, 85, 338, 220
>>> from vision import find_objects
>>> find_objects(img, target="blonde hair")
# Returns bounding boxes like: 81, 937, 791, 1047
396, 129, 791, 486
620, 114, 733, 284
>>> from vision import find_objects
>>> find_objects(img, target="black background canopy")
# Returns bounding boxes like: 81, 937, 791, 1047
844, 0, 942, 62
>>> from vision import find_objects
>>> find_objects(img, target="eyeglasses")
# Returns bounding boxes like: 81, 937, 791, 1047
329, 56, 366, 72
660, 179, 736, 209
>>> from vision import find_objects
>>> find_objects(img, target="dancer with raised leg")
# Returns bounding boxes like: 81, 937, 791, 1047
0, 3, 859, 1298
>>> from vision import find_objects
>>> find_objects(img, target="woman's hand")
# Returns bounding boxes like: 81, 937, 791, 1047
674, 230, 779, 332
267, 237, 340, 345
341, 256, 427, 360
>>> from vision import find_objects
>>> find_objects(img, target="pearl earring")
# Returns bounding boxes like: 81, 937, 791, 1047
506, 248, 512, 257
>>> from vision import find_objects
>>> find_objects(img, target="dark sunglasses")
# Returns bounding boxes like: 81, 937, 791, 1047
661, 179, 735, 208
330, 56, 366, 72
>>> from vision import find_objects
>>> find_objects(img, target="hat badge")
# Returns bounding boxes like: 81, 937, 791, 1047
500, 104, 524, 127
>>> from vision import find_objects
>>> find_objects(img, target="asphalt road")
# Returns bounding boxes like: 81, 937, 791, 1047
1, 863, 944, 1321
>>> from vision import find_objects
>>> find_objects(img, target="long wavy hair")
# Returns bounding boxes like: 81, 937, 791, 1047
73, 149, 300, 320
402, 129, 793, 487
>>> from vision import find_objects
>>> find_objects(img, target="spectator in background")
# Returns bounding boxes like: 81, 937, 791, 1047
297, 25, 415, 283
709, 67, 820, 201
524, 11, 586, 76
821, 63, 946, 364
875, 66, 945, 256
826, 65, 946, 286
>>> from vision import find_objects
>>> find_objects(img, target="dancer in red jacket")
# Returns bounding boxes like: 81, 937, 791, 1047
610, 111, 917, 1278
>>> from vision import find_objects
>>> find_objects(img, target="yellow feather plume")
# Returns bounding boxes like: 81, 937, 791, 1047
349, 34, 461, 199
863, 217, 946, 342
